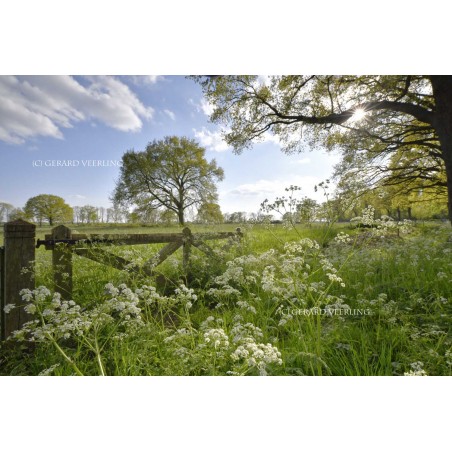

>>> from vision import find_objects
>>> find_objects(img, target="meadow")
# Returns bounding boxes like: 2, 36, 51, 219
1, 218, 451, 376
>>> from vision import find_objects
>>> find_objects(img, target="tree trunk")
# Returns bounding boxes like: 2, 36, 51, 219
445, 162, 452, 226
178, 208, 185, 226
407, 206, 412, 220
396, 207, 401, 221
430, 76, 452, 225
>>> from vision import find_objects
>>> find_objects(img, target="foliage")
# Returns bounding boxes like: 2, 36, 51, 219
196, 202, 224, 224
113, 136, 224, 226
73, 205, 100, 223
193, 75, 452, 223
24, 194, 73, 226
0, 202, 14, 222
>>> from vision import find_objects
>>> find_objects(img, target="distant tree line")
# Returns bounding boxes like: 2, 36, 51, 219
1, 185, 448, 228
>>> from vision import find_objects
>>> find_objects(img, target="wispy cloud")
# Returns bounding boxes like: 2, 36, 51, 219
262, 132, 281, 146
145, 75, 162, 84
163, 109, 176, 120
257, 75, 271, 86
228, 176, 324, 199
229, 179, 286, 197
70, 194, 87, 200
189, 97, 215, 117
0, 75, 154, 144
200, 99, 214, 116
128, 75, 164, 86
193, 127, 230, 152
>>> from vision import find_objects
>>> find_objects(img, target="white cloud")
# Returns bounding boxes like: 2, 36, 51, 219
227, 176, 328, 201
257, 75, 271, 86
219, 175, 330, 216
193, 127, 230, 152
189, 97, 215, 117
144, 75, 162, 84
296, 157, 311, 164
71, 194, 87, 200
230, 179, 287, 197
128, 75, 163, 85
0, 75, 154, 144
262, 132, 281, 146
163, 109, 176, 120
200, 98, 215, 116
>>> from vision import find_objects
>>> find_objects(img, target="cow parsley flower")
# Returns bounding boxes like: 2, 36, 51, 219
404, 361, 427, 376
231, 339, 282, 375
3, 304, 16, 314
203, 328, 230, 350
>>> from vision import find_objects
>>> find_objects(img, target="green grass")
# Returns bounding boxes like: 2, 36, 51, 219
1, 221, 451, 376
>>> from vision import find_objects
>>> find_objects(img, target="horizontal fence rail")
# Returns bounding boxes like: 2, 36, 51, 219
37, 231, 242, 248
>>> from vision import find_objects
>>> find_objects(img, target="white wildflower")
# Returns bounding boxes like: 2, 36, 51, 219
236, 300, 257, 314
203, 328, 230, 350
38, 363, 61, 376
3, 304, 16, 314
404, 361, 427, 376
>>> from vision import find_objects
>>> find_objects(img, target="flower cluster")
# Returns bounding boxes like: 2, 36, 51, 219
404, 361, 428, 376
10, 288, 90, 342
174, 284, 198, 311
334, 232, 352, 245
350, 205, 413, 236
161, 311, 283, 375
207, 238, 344, 314
231, 339, 282, 376
203, 328, 230, 350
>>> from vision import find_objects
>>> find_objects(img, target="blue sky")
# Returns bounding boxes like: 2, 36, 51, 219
0, 75, 340, 215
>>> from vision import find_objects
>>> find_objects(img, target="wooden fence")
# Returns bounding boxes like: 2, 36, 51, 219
0, 219, 242, 340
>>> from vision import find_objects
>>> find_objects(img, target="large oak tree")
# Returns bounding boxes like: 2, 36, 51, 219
24, 194, 73, 226
113, 136, 224, 226
194, 75, 452, 224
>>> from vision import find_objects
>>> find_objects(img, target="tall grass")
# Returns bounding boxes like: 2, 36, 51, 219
1, 221, 451, 376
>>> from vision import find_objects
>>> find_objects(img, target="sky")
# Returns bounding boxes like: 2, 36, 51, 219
0, 75, 341, 216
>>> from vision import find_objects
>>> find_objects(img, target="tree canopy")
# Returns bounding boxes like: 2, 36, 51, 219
24, 194, 73, 226
0, 202, 14, 223
193, 75, 452, 223
113, 136, 224, 226
196, 202, 224, 224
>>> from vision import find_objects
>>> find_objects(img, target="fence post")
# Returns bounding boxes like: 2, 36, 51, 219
182, 227, 192, 272
52, 225, 73, 300
2, 219, 36, 340
0, 245, 5, 340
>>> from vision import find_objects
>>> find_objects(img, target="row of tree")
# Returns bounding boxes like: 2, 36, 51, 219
1, 197, 129, 226
0, 195, 228, 226
1, 189, 447, 228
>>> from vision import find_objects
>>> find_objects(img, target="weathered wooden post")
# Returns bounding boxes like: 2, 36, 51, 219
182, 227, 192, 273
51, 225, 73, 300
1, 220, 36, 340
0, 245, 5, 339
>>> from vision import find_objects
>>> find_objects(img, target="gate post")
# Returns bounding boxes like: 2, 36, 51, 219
2, 219, 36, 340
52, 225, 73, 300
182, 227, 192, 273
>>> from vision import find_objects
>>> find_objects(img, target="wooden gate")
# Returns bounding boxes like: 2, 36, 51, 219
1, 220, 242, 338
38, 225, 242, 300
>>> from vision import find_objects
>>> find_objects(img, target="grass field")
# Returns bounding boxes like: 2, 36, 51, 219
1, 221, 451, 376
